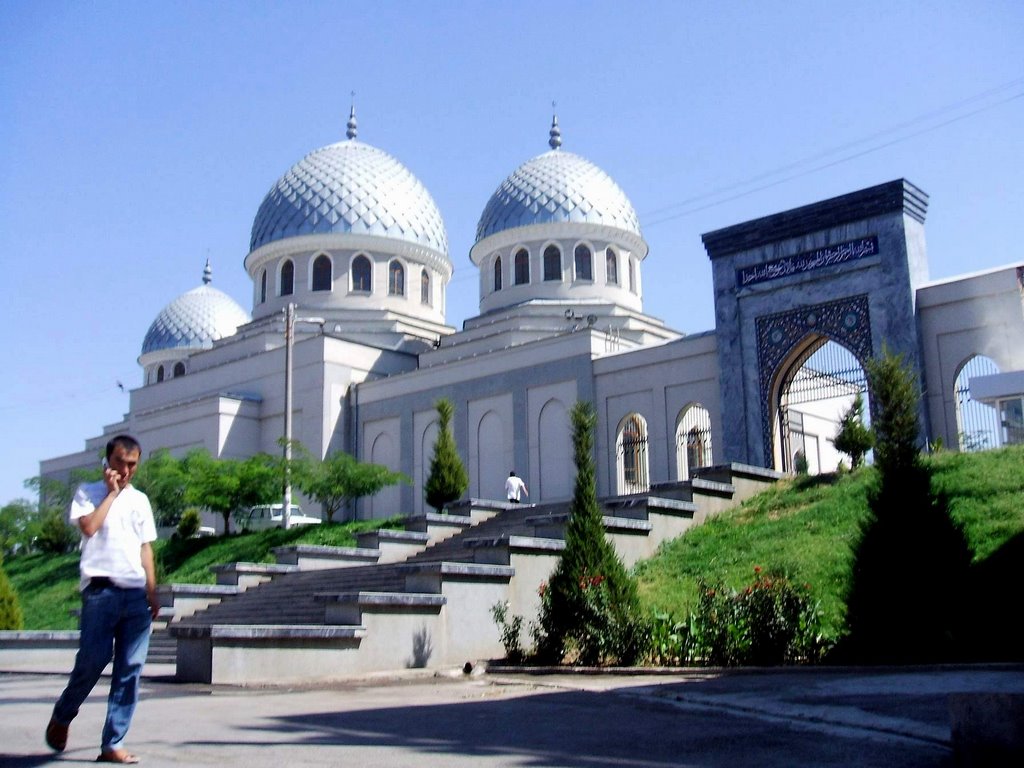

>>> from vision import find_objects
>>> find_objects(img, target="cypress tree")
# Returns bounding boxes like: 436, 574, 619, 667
0, 557, 24, 630
535, 401, 645, 665
424, 398, 468, 513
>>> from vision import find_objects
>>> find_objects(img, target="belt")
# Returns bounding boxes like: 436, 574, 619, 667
89, 577, 115, 589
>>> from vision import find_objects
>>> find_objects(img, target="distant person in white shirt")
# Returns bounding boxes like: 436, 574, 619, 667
505, 470, 528, 503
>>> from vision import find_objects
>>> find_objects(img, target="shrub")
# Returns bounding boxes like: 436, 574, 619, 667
687, 567, 827, 666
832, 393, 874, 469
0, 559, 24, 630
35, 509, 78, 554
176, 507, 202, 539
490, 601, 525, 664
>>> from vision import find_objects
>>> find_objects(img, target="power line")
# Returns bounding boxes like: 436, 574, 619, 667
642, 79, 1024, 227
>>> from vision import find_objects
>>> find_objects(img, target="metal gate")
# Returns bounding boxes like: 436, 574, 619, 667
955, 355, 1000, 451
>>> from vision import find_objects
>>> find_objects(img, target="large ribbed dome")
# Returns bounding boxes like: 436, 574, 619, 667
475, 148, 641, 242
249, 139, 448, 255
141, 264, 250, 356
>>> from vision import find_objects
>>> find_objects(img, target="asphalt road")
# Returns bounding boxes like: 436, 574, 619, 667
2, 664, 1022, 767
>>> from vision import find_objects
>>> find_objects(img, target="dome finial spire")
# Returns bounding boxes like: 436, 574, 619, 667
548, 103, 561, 150
347, 92, 358, 140
202, 258, 212, 284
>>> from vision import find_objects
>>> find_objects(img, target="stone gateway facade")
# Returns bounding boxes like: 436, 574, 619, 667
41, 117, 1024, 523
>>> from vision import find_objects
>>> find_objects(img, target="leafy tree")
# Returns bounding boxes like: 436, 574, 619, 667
832, 393, 874, 469
424, 398, 468, 513
35, 508, 78, 554
293, 444, 408, 523
134, 449, 189, 527
0, 557, 24, 630
534, 401, 647, 665
176, 508, 202, 539
0, 499, 36, 556
184, 450, 279, 535
841, 348, 972, 663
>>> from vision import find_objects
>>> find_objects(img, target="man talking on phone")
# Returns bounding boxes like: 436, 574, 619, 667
45, 434, 160, 764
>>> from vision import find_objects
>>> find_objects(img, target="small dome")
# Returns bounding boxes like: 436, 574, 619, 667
250, 139, 448, 255
475, 149, 641, 242
141, 264, 250, 356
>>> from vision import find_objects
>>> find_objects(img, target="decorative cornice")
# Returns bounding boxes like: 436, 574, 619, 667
702, 179, 929, 260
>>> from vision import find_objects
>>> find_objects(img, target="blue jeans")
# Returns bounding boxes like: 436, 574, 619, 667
52, 582, 152, 752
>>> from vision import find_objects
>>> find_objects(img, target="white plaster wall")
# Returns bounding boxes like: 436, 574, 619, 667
917, 265, 1024, 447
527, 382, 576, 501
468, 393, 513, 500
362, 417, 401, 519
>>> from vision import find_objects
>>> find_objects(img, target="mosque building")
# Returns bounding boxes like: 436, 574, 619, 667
41, 111, 1024, 524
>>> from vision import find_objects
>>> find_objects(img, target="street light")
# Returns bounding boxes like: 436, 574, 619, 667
282, 303, 325, 529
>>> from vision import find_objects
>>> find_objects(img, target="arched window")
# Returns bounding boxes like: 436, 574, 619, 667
493, 256, 502, 291
280, 259, 294, 296
351, 255, 372, 292
312, 254, 332, 291
388, 259, 405, 296
955, 355, 1001, 451
676, 404, 713, 481
514, 248, 530, 285
259, 269, 267, 303
616, 413, 649, 494
156, 365, 164, 383
574, 244, 593, 281
420, 268, 431, 305
606, 248, 618, 285
628, 258, 636, 293
543, 245, 561, 281
173, 362, 186, 378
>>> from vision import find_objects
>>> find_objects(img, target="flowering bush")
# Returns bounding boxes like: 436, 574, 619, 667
490, 600, 526, 663
691, 567, 827, 665
650, 567, 828, 667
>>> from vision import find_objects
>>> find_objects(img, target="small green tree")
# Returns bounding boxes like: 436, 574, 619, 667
176, 507, 202, 539
424, 398, 468, 513
0, 499, 36, 556
184, 450, 279, 535
832, 393, 874, 469
134, 448, 188, 527
534, 401, 647, 665
293, 444, 408, 523
35, 508, 78, 554
0, 557, 24, 630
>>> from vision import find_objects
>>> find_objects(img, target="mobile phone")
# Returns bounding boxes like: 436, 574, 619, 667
102, 458, 109, 470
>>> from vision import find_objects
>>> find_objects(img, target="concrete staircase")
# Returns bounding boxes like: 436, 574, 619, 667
166, 463, 779, 684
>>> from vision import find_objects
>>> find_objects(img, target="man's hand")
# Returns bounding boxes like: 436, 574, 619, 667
147, 588, 161, 620
103, 465, 123, 496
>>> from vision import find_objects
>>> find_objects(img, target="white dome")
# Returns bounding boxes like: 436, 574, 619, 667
475, 145, 641, 243
249, 138, 448, 257
141, 264, 250, 356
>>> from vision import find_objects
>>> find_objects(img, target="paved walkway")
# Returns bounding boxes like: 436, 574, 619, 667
2, 664, 1022, 767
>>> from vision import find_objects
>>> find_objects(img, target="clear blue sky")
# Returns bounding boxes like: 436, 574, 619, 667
1, 1, 1021, 505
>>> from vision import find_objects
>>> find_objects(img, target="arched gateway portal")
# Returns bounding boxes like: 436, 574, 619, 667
758, 297, 872, 473
702, 179, 931, 470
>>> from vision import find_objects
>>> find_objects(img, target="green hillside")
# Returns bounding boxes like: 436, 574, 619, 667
635, 444, 1024, 648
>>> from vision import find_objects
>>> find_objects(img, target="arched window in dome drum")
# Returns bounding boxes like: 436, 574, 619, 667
606, 248, 618, 285
173, 362, 186, 378
351, 255, 372, 292
312, 254, 332, 291
260, 269, 267, 303
514, 248, 530, 285
421, 269, 431, 305
574, 245, 593, 281
493, 256, 502, 291
543, 245, 561, 281
389, 260, 405, 296
280, 259, 294, 296
156, 366, 164, 383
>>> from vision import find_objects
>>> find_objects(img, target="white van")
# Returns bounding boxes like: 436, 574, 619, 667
236, 504, 321, 530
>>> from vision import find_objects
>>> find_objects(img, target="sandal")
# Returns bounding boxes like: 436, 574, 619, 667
96, 750, 140, 764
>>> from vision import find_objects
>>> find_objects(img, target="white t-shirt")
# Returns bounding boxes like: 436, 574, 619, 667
70, 481, 157, 591
505, 475, 527, 501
